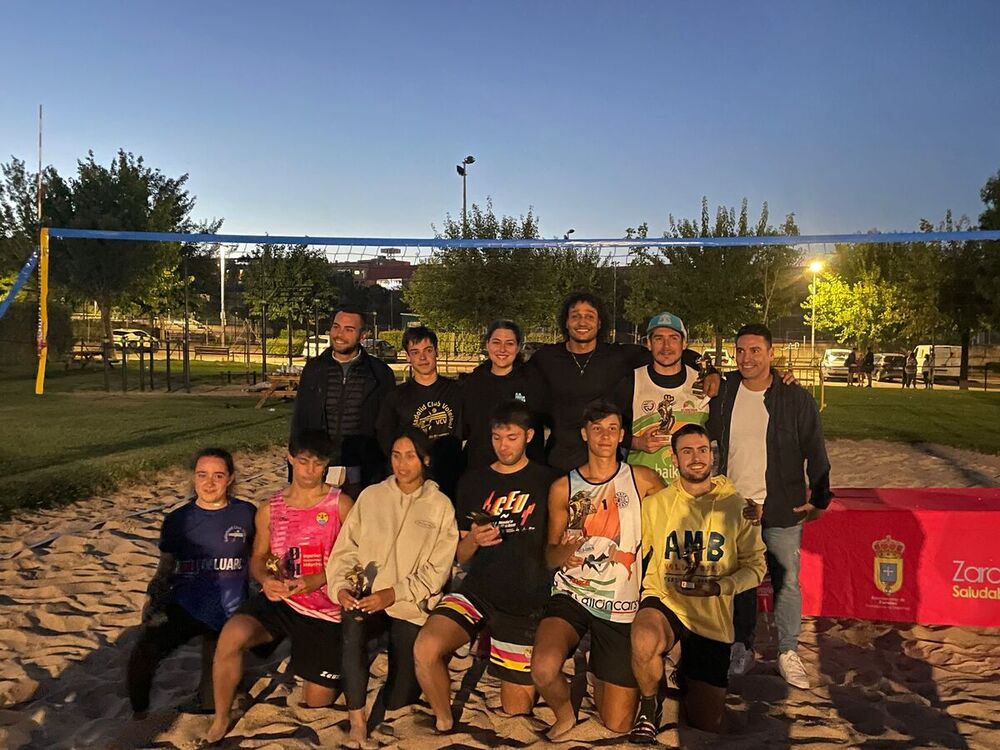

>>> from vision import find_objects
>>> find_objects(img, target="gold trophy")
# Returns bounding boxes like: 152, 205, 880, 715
264, 550, 296, 580
692, 356, 712, 399
677, 541, 704, 590
345, 563, 370, 623
655, 394, 677, 437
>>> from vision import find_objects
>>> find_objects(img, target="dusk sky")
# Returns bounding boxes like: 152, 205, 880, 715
2, 1, 999, 242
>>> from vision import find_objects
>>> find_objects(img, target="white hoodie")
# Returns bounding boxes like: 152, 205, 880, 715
326, 477, 458, 626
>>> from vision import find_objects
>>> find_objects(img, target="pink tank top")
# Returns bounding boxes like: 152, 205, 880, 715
269, 487, 342, 621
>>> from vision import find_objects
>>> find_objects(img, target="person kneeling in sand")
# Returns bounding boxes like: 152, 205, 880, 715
326, 428, 458, 747
128, 448, 256, 717
414, 402, 557, 732
204, 430, 353, 743
530, 401, 664, 740
628, 424, 765, 743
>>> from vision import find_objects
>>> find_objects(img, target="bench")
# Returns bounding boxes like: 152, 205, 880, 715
255, 372, 300, 408
193, 345, 232, 360
66, 345, 116, 369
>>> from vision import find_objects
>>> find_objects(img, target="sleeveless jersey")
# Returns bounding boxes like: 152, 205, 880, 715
552, 462, 643, 623
269, 487, 343, 622
627, 364, 710, 482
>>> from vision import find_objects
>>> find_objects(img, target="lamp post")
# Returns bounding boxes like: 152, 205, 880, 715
809, 260, 823, 365
563, 228, 575, 240
456, 155, 475, 237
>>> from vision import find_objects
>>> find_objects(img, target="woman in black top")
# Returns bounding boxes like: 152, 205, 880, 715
461, 320, 549, 469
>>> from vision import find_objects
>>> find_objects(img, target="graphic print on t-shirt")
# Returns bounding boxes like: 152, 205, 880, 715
412, 399, 455, 439
480, 488, 537, 533
628, 365, 710, 482
553, 463, 642, 623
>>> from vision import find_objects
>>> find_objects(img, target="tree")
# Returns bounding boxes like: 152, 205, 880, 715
626, 198, 800, 360
803, 269, 907, 347
240, 244, 339, 333
0, 157, 46, 278
404, 200, 607, 332
44, 150, 198, 347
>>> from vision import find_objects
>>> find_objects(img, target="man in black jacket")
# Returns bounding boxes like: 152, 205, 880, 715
290, 308, 395, 498
708, 323, 832, 690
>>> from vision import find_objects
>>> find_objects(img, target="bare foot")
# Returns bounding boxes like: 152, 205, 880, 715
546, 706, 577, 742
434, 714, 454, 733
203, 716, 229, 744
348, 719, 368, 746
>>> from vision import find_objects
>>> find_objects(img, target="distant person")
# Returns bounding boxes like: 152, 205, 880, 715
377, 325, 464, 498
460, 319, 549, 470
327, 428, 458, 746
904, 352, 917, 388
708, 324, 832, 689
127, 448, 255, 717
205, 431, 352, 744
629, 424, 765, 741
527, 292, 718, 473
291, 307, 395, 498
922, 353, 933, 389
862, 347, 875, 388
844, 347, 859, 386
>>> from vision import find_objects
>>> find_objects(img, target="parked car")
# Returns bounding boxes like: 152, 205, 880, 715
301, 334, 330, 358
362, 338, 398, 362
914, 344, 962, 381
820, 348, 852, 381
702, 348, 733, 367
112, 328, 160, 351
163, 317, 210, 334
873, 352, 906, 382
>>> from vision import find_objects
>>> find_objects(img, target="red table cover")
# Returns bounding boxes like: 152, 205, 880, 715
800, 488, 1000, 627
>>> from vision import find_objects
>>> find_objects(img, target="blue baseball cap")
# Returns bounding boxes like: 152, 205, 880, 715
646, 312, 687, 339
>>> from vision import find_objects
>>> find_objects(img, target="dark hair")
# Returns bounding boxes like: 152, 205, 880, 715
671, 423, 711, 452
289, 429, 335, 461
581, 399, 622, 427
390, 427, 434, 479
333, 306, 368, 330
402, 325, 438, 352
557, 292, 609, 342
489, 400, 534, 432
192, 447, 235, 475
485, 319, 523, 346
735, 323, 773, 348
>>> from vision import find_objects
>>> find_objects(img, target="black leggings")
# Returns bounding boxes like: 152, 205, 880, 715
342, 611, 421, 711
127, 604, 218, 712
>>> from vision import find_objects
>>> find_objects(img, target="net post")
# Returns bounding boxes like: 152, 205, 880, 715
33, 228, 50, 395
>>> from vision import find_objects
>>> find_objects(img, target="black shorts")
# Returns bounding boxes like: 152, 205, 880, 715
543, 593, 637, 689
638, 597, 730, 689
432, 590, 539, 686
238, 595, 342, 688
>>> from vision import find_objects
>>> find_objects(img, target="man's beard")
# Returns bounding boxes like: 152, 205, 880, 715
679, 465, 711, 483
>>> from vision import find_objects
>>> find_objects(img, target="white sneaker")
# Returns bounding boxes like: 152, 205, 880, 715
778, 650, 811, 689
729, 642, 756, 677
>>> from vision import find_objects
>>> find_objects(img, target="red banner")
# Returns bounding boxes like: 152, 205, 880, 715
800, 488, 1000, 628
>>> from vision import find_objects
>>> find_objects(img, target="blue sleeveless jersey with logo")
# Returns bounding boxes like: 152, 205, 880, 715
160, 499, 256, 631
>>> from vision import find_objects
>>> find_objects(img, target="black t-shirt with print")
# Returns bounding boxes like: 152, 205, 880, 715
456, 461, 557, 615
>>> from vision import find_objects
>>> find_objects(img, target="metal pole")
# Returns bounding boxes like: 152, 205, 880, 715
287, 311, 293, 369
165, 337, 172, 391
810, 269, 817, 365
462, 171, 467, 237
261, 302, 268, 380
138, 345, 146, 392
183, 254, 191, 392
219, 245, 226, 346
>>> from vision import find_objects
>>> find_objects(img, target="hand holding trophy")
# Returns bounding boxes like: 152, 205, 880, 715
262, 551, 296, 601
344, 564, 370, 623
674, 541, 720, 597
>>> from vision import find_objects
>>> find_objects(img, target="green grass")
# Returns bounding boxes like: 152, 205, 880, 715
819, 386, 1000, 454
0, 364, 293, 514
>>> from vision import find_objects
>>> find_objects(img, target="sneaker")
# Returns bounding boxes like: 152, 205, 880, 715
778, 650, 811, 689
729, 642, 756, 677
629, 713, 660, 745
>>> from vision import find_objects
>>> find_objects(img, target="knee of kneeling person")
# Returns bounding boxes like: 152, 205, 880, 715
529, 652, 563, 687
412, 631, 444, 667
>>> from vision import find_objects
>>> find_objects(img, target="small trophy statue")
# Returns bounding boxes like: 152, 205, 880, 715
677, 541, 704, 590
345, 563, 370, 623
264, 550, 296, 581
692, 355, 713, 399
467, 510, 495, 526
655, 394, 676, 437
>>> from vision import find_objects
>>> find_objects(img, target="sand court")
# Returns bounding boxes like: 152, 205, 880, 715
1, 441, 998, 748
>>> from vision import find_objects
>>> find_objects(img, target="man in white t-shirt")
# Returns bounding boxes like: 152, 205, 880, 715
708, 324, 832, 689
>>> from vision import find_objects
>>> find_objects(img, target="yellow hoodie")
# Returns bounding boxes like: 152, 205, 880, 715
640, 475, 765, 643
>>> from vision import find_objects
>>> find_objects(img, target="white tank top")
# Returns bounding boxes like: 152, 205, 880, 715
552, 462, 643, 623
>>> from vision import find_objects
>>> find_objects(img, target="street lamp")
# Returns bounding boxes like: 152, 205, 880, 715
456, 155, 475, 236
809, 260, 823, 365
564, 228, 575, 240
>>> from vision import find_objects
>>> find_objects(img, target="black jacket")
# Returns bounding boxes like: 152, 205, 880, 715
290, 348, 396, 486
708, 370, 832, 528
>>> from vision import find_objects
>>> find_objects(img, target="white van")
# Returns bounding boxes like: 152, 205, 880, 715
913, 345, 962, 381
